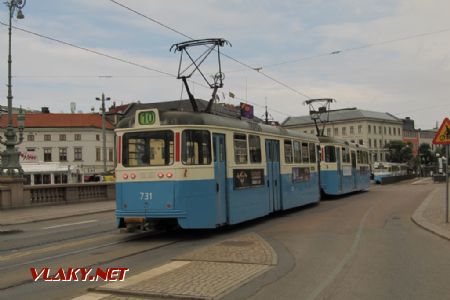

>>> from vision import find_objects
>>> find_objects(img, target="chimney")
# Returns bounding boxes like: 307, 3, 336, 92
41, 107, 50, 113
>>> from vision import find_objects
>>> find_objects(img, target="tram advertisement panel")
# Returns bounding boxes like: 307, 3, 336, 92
233, 169, 264, 189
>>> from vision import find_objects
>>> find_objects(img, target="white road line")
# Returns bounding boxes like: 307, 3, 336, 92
41, 220, 98, 230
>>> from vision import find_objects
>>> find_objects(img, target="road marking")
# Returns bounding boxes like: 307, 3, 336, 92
307, 201, 377, 300
41, 220, 98, 230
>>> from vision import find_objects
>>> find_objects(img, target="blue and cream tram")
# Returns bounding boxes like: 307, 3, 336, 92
319, 136, 371, 195
372, 162, 409, 184
115, 109, 321, 229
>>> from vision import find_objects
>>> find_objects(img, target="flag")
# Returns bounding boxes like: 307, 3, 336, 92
229, 92, 235, 98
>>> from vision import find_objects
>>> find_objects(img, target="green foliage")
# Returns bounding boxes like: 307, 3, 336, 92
384, 141, 413, 164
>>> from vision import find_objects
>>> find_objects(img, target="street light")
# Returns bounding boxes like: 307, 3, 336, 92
96, 93, 110, 174
0, 0, 27, 177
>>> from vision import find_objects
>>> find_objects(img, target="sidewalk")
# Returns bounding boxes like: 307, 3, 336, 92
412, 178, 450, 240
0, 200, 115, 226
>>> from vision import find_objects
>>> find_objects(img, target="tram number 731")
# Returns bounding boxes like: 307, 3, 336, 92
140, 192, 153, 201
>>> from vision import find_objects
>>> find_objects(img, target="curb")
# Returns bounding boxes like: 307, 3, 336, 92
411, 188, 450, 241
0, 208, 115, 226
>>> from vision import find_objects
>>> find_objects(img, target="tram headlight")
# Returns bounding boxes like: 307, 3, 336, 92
157, 172, 164, 179
122, 173, 129, 180
130, 173, 136, 179
166, 172, 173, 178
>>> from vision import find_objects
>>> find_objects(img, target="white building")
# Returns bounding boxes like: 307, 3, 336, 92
282, 108, 404, 163
0, 112, 115, 180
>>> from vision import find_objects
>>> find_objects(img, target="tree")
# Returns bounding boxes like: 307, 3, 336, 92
418, 143, 433, 165
385, 141, 413, 163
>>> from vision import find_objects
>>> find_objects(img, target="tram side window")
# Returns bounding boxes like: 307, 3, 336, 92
342, 147, 350, 163
301, 142, 310, 163
293, 141, 302, 163
248, 135, 262, 163
309, 143, 316, 163
182, 130, 211, 165
123, 131, 174, 167
363, 151, 369, 164
357, 151, 362, 164
234, 133, 248, 164
324, 146, 336, 162
284, 140, 293, 163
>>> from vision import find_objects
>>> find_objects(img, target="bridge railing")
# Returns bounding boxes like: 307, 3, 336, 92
0, 180, 115, 209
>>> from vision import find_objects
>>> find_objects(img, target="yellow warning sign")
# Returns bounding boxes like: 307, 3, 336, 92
433, 118, 450, 145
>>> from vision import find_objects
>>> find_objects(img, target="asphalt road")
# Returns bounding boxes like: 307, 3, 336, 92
1, 181, 448, 300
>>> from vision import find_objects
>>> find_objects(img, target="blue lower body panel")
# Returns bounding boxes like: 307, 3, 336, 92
320, 170, 370, 195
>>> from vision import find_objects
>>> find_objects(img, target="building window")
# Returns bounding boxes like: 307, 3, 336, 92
74, 147, 82, 161
379, 126, 382, 134
373, 126, 376, 134
358, 125, 362, 134
374, 140, 377, 148
389, 127, 392, 135
359, 139, 364, 145
27, 134, 34, 142
368, 125, 371, 134
59, 134, 66, 141
326, 128, 331, 136
350, 126, 354, 135
44, 134, 51, 141
109, 148, 113, 162
96, 134, 100, 141
74, 134, 81, 141
44, 148, 52, 162
334, 128, 339, 136
96, 147, 101, 161
59, 148, 67, 161
384, 127, 387, 135
342, 127, 347, 136
369, 139, 372, 147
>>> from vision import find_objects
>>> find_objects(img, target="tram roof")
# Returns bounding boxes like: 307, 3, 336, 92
118, 110, 318, 141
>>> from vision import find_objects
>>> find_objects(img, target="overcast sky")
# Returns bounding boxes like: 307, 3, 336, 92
0, 0, 449, 129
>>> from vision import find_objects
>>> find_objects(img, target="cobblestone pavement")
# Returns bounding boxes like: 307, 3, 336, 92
75, 233, 276, 300
412, 178, 450, 240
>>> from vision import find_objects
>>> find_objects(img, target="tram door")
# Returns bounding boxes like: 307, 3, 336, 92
213, 134, 227, 225
351, 150, 357, 189
336, 147, 342, 192
265, 140, 281, 212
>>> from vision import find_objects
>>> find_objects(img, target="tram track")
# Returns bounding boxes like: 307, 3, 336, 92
0, 229, 181, 290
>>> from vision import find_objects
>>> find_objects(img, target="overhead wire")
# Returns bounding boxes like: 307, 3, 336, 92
107, 0, 312, 101
0, 20, 212, 90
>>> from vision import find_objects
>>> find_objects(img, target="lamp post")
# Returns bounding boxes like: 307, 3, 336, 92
96, 93, 110, 174
0, 0, 26, 177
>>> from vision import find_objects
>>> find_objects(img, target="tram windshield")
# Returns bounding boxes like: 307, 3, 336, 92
122, 131, 174, 167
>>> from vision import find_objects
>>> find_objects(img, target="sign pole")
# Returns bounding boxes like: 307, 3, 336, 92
431, 117, 450, 223
446, 144, 449, 223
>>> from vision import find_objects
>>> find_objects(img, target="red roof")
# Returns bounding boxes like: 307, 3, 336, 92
0, 113, 115, 129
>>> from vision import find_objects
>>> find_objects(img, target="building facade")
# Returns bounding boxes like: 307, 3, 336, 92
0, 113, 115, 178
282, 108, 404, 163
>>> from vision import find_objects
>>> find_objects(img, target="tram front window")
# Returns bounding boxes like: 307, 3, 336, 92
182, 130, 211, 165
123, 131, 174, 167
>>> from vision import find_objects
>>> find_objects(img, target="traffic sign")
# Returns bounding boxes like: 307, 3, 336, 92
432, 117, 450, 145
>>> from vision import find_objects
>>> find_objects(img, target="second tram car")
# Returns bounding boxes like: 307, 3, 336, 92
319, 136, 371, 195
115, 109, 321, 229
